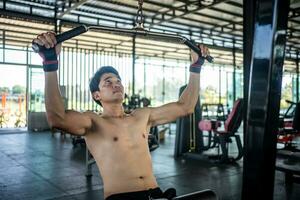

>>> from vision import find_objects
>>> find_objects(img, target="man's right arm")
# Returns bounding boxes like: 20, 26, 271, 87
34, 32, 92, 136
45, 72, 92, 136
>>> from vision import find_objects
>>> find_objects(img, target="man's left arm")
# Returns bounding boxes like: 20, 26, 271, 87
148, 44, 209, 127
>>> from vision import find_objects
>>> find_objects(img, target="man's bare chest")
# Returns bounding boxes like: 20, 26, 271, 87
86, 115, 150, 153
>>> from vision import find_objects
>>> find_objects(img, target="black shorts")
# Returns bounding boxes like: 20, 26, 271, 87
105, 187, 176, 200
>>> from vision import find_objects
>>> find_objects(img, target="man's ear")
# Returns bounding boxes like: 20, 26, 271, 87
92, 91, 101, 101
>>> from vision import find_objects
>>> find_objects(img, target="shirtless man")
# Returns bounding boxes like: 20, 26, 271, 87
33, 31, 209, 200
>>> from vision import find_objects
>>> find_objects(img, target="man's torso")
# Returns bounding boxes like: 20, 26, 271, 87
84, 108, 158, 198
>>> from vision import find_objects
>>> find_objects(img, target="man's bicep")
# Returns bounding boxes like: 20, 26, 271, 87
149, 102, 189, 126
55, 110, 92, 136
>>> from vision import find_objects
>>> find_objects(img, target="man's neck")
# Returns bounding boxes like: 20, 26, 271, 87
102, 103, 126, 118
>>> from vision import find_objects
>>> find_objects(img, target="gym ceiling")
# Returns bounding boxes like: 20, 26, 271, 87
0, 0, 299, 71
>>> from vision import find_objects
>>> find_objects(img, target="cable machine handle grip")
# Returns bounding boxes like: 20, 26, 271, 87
185, 39, 214, 63
32, 25, 88, 53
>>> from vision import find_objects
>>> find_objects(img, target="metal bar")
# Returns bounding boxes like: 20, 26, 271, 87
51, 1, 244, 40
0, 9, 54, 24
81, 48, 84, 110
87, 49, 90, 110
4, 0, 54, 9
242, 0, 290, 199
25, 46, 29, 127
29, 64, 32, 112
3, 30, 5, 62
105, 51, 108, 65
62, 45, 65, 96
209, 6, 242, 18
3, 27, 189, 59
0, 25, 242, 55
114, 51, 117, 67
0, 0, 298, 60
214, 2, 300, 25
71, 47, 74, 109
76, 47, 79, 111
162, 60, 165, 104
93, 50, 99, 111
73, 4, 241, 40
83, 50, 89, 110
88, 0, 235, 30
2, 30, 4, 62
1, 21, 244, 54
58, 18, 62, 34
219, 65, 221, 104
144, 57, 146, 96
233, 41, 236, 103
149, 0, 229, 27
54, 1, 58, 34
109, 51, 112, 67
228, 0, 300, 22
90, 51, 93, 111
132, 36, 136, 95
57, 0, 91, 18
289, 7, 300, 19
224, 1, 242, 8
151, 0, 235, 27
176, 0, 238, 23
67, 47, 70, 109
100, 51, 103, 80
87, 25, 213, 62
184, 59, 187, 84
82, 48, 85, 110
84, 49, 87, 110
1, 42, 235, 68
149, 0, 196, 21
0, 6, 241, 45
226, 71, 229, 106
2, 0, 299, 47
91, 50, 95, 111
58, 43, 65, 97
242, 2, 255, 194
297, 51, 299, 102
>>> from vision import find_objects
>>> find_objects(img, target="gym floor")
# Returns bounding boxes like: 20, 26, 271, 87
0, 128, 299, 200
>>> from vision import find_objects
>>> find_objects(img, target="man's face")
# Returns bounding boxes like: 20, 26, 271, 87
93, 73, 124, 105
